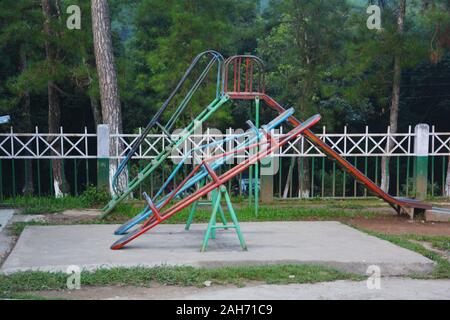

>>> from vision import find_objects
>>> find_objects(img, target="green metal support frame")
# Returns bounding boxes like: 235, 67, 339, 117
254, 97, 260, 216
185, 180, 246, 252
202, 185, 246, 252
102, 95, 230, 216
185, 179, 228, 231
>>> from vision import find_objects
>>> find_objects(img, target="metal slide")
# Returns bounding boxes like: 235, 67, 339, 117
223, 55, 446, 216
232, 92, 436, 214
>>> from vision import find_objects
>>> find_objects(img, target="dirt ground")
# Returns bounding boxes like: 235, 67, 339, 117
342, 215, 450, 236
31, 283, 239, 300
28, 278, 450, 300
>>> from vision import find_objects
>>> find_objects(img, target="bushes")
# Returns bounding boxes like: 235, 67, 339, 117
79, 186, 110, 206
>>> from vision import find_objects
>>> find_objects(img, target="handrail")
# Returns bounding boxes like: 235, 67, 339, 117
223, 55, 265, 94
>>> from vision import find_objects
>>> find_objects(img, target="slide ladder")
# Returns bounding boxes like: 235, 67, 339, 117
102, 50, 225, 215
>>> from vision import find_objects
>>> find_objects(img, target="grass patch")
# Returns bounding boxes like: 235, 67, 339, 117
2, 194, 389, 216
107, 202, 379, 224
325, 203, 365, 210
0, 264, 361, 298
0, 292, 61, 300
400, 234, 450, 251
3, 196, 91, 215
7, 201, 380, 238
7, 221, 51, 237
357, 229, 450, 279
2, 186, 109, 215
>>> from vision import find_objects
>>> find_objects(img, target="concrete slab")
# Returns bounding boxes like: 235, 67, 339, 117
1, 221, 435, 275
0, 209, 14, 233
0, 209, 16, 263
61, 209, 102, 217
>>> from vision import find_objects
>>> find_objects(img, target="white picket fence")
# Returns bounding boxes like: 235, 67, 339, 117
0, 124, 449, 159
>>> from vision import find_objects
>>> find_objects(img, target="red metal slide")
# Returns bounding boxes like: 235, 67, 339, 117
221, 54, 438, 216
230, 91, 433, 215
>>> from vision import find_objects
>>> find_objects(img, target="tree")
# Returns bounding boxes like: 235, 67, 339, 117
91, 0, 125, 192
380, 0, 406, 193
128, 0, 258, 131
0, 0, 43, 195
18, 46, 33, 194
42, 0, 70, 197
258, 0, 351, 197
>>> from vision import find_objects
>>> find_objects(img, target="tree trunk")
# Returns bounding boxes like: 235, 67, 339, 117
381, 0, 406, 192
82, 57, 102, 126
42, 0, 67, 197
91, 0, 126, 193
283, 158, 294, 199
90, 94, 102, 126
298, 157, 310, 198
19, 47, 34, 195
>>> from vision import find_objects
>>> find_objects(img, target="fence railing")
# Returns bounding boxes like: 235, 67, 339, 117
0, 124, 449, 200
1, 125, 449, 159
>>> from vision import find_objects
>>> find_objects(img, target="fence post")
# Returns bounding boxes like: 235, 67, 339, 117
414, 124, 429, 200
260, 167, 274, 204
97, 124, 110, 192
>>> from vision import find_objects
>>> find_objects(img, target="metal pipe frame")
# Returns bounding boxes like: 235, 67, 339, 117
110, 113, 321, 249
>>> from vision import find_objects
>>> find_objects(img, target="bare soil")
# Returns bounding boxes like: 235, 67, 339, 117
342, 215, 450, 236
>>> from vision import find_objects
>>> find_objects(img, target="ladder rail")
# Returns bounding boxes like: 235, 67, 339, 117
112, 50, 224, 195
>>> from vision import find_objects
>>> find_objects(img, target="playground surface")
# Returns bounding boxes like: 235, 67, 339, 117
1, 221, 434, 276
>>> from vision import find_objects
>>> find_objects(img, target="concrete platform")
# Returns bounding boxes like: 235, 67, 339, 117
0, 221, 435, 275
0, 209, 15, 262
0, 209, 14, 233
425, 208, 450, 222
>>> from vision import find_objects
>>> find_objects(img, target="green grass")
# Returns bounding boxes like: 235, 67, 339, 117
0, 264, 361, 299
7, 221, 51, 237
5, 200, 382, 237
0, 292, 62, 300
399, 234, 450, 251
2, 193, 390, 216
106, 202, 379, 224
357, 229, 450, 279
2, 186, 110, 215
2, 196, 92, 214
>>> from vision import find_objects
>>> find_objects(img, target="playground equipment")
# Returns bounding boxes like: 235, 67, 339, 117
111, 113, 322, 250
108, 52, 448, 250
102, 50, 226, 216
114, 107, 296, 235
